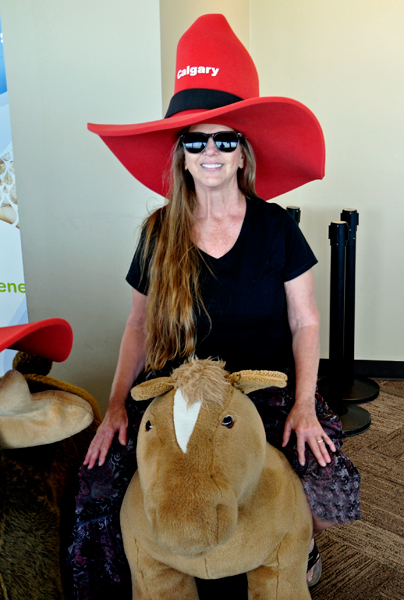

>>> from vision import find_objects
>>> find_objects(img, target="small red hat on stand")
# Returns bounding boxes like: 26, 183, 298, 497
0, 318, 73, 363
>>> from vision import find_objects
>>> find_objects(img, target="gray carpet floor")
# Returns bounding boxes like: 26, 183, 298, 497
311, 380, 404, 600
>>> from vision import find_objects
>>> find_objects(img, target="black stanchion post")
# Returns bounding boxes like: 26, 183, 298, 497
340, 209, 379, 403
327, 221, 348, 412
317, 221, 371, 436
286, 206, 301, 225
341, 209, 358, 386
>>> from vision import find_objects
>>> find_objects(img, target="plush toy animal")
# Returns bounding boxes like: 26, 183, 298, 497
120, 358, 312, 600
0, 352, 101, 600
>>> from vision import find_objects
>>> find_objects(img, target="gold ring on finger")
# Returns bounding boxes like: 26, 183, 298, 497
318, 439, 324, 443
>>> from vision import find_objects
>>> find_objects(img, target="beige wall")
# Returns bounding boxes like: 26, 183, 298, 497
160, 0, 250, 113
1, 0, 163, 411
251, 0, 404, 360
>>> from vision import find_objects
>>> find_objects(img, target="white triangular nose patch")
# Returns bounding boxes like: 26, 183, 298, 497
173, 389, 202, 453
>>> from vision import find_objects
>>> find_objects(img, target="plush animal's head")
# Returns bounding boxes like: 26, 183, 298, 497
131, 358, 287, 558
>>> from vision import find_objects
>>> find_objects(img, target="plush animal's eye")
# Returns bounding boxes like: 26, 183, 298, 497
145, 420, 153, 431
222, 415, 234, 429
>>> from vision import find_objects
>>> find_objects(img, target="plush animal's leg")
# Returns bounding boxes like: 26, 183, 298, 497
246, 564, 279, 599
126, 539, 199, 600
247, 562, 311, 600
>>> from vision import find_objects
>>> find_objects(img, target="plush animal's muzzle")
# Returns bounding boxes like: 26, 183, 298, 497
145, 475, 238, 557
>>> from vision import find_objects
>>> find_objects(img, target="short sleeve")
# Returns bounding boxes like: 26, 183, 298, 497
283, 212, 318, 282
126, 226, 150, 294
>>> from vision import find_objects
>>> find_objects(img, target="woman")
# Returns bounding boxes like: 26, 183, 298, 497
68, 14, 360, 599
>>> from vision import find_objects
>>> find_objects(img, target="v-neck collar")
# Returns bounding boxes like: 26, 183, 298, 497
199, 197, 251, 266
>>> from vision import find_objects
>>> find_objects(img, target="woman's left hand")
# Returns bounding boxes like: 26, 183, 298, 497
282, 404, 336, 468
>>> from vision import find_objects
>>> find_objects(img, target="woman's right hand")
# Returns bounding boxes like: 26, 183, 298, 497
83, 288, 147, 470
83, 402, 129, 469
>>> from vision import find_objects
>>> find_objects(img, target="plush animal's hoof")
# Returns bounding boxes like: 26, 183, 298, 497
307, 542, 322, 589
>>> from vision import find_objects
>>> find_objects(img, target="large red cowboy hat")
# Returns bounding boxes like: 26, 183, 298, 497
0, 318, 73, 362
88, 14, 325, 200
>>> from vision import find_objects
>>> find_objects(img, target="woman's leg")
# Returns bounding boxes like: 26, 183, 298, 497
307, 516, 335, 585
313, 516, 335, 537
67, 397, 151, 600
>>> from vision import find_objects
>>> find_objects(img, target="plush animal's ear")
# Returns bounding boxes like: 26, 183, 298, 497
131, 377, 174, 401
228, 370, 287, 394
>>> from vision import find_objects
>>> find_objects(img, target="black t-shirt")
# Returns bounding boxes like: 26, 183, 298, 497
126, 196, 317, 374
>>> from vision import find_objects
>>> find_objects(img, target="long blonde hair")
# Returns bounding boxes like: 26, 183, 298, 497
142, 133, 257, 372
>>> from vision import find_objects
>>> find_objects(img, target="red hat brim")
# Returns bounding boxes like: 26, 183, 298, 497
88, 96, 325, 200
0, 319, 73, 362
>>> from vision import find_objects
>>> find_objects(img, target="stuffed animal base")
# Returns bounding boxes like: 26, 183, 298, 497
121, 358, 312, 600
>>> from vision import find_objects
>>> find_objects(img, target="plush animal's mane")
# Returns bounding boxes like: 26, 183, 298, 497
171, 357, 231, 406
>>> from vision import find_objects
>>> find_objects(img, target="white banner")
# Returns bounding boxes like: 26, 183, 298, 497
0, 16, 28, 375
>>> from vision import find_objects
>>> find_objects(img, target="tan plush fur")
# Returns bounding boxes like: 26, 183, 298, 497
171, 356, 230, 406
229, 369, 288, 394
121, 359, 312, 600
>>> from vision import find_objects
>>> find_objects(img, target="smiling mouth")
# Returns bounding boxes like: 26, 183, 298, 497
201, 163, 222, 169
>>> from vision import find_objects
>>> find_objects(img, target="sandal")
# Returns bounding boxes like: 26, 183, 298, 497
307, 541, 322, 589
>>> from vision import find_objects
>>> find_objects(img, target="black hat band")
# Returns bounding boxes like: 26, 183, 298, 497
165, 88, 243, 119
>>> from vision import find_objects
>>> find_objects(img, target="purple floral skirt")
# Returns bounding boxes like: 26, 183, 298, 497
66, 378, 360, 600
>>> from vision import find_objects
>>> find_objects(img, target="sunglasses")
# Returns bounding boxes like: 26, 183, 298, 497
180, 131, 243, 154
